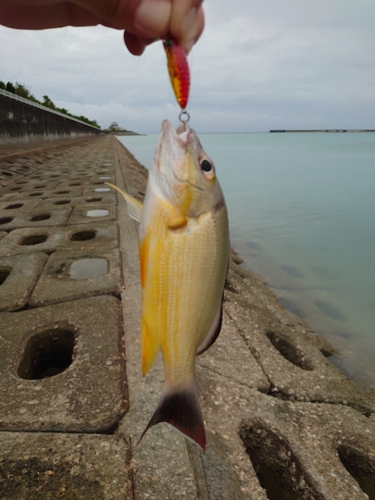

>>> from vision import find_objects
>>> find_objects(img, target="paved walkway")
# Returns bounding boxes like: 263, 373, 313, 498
0, 136, 375, 499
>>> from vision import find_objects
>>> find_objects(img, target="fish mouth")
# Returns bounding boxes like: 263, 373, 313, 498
159, 121, 204, 193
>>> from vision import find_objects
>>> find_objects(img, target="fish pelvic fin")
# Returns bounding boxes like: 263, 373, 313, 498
138, 381, 206, 450
105, 182, 143, 222
141, 316, 159, 376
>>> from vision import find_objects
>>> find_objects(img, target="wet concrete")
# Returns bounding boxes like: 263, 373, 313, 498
0, 135, 374, 499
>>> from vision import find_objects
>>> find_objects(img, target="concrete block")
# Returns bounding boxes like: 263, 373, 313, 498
90, 175, 116, 185
0, 295, 127, 432
11, 188, 84, 200
0, 199, 40, 212
68, 206, 117, 225
83, 186, 112, 196
29, 248, 122, 306
0, 432, 132, 499
55, 181, 87, 190
0, 253, 48, 311
0, 192, 16, 201
36, 193, 117, 210
0, 231, 7, 242
0, 208, 71, 230
0, 222, 119, 256
0, 181, 59, 194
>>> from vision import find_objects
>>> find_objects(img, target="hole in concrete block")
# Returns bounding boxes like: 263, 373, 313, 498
86, 209, 109, 217
0, 217, 13, 225
34, 185, 47, 189
29, 192, 43, 197
54, 199, 70, 205
266, 332, 314, 371
99, 176, 111, 180
241, 424, 321, 500
95, 188, 110, 192
69, 183, 81, 186
1, 171, 13, 177
0, 267, 11, 285
5, 203, 23, 210
19, 234, 48, 246
17, 328, 76, 379
86, 197, 102, 203
10, 187, 20, 191
70, 230, 96, 241
30, 213, 51, 222
69, 258, 108, 279
338, 445, 375, 499
57, 190, 70, 194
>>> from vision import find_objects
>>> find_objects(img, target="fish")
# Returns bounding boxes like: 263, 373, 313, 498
163, 37, 190, 109
106, 120, 229, 450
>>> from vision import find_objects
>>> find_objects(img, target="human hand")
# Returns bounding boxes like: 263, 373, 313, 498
0, 0, 205, 55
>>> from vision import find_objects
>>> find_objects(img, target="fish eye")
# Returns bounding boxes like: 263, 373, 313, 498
201, 159, 212, 172
199, 157, 215, 180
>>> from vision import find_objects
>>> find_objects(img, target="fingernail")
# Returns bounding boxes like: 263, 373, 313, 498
182, 7, 197, 37
135, 0, 171, 37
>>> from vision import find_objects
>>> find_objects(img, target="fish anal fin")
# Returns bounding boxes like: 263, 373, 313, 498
197, 299, 223, 356
138, 382, 206, 450
141, 316, 159, 376
105, 182, 143, 222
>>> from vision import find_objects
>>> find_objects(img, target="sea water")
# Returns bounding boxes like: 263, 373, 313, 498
118, 132, 375, 388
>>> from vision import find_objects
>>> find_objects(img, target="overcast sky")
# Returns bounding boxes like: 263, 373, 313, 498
1, 0, 374, 133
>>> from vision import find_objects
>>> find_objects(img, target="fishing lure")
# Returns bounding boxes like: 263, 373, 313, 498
163, 37, 190, 117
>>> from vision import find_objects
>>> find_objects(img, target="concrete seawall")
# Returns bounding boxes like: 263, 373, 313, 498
0, 136, 375, 499
0, 89, 101, 145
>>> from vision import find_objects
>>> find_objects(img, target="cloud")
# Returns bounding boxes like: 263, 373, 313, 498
1, 1, 374, 132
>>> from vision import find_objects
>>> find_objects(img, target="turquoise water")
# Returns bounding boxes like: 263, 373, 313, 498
118, 132, 375, 388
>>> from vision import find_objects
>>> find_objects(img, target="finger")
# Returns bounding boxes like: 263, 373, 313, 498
124, 31, 158, 56
169, 0, 203, 44
179, 5, 204, 54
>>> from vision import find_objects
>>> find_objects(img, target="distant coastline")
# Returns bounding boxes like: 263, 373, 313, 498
270, 129, 375, 133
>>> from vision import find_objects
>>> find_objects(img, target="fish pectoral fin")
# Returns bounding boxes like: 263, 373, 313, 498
138, 381, 206, 450
197, 298, 223, 356
105, 182, 143, 222
141, 316, 160, 376
167, 207, 187, 230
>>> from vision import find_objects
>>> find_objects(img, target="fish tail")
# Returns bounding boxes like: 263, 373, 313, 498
138, 381, 206, 450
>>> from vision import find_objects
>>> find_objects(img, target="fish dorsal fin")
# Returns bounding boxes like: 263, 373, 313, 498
105, 182, 143, 222
196, 298, 223, 356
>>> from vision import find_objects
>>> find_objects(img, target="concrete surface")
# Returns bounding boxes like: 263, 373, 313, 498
0, 135, 374, 499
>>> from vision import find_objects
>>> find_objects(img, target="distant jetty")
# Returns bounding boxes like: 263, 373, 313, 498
270, 129, 375, 133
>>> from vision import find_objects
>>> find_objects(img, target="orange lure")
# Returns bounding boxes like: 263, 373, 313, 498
163, 37, 190, 109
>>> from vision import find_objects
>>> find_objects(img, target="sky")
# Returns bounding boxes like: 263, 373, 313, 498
1, 0, 375, 133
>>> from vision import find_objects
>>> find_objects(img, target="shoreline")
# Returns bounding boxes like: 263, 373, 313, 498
230, 234, 375, 389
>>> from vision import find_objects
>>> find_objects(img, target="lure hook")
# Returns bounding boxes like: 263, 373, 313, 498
179, 109, 190, 124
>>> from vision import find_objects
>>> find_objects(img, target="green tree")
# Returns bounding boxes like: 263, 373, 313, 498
0, 80, 6, 90
42, 95, 56, 110
14, 82, 36, 100
6, 82, 16, 93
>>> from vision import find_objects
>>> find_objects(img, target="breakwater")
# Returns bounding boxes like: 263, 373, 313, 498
0, 89, 101, 144
0, 137, 375, 499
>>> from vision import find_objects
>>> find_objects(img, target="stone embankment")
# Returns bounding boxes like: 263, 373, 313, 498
0, 136, 374, 499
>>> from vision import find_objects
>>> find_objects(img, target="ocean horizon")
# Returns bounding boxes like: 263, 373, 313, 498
117, 131, 375, 389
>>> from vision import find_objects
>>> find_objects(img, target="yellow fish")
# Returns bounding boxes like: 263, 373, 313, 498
107, 120, 229, 450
